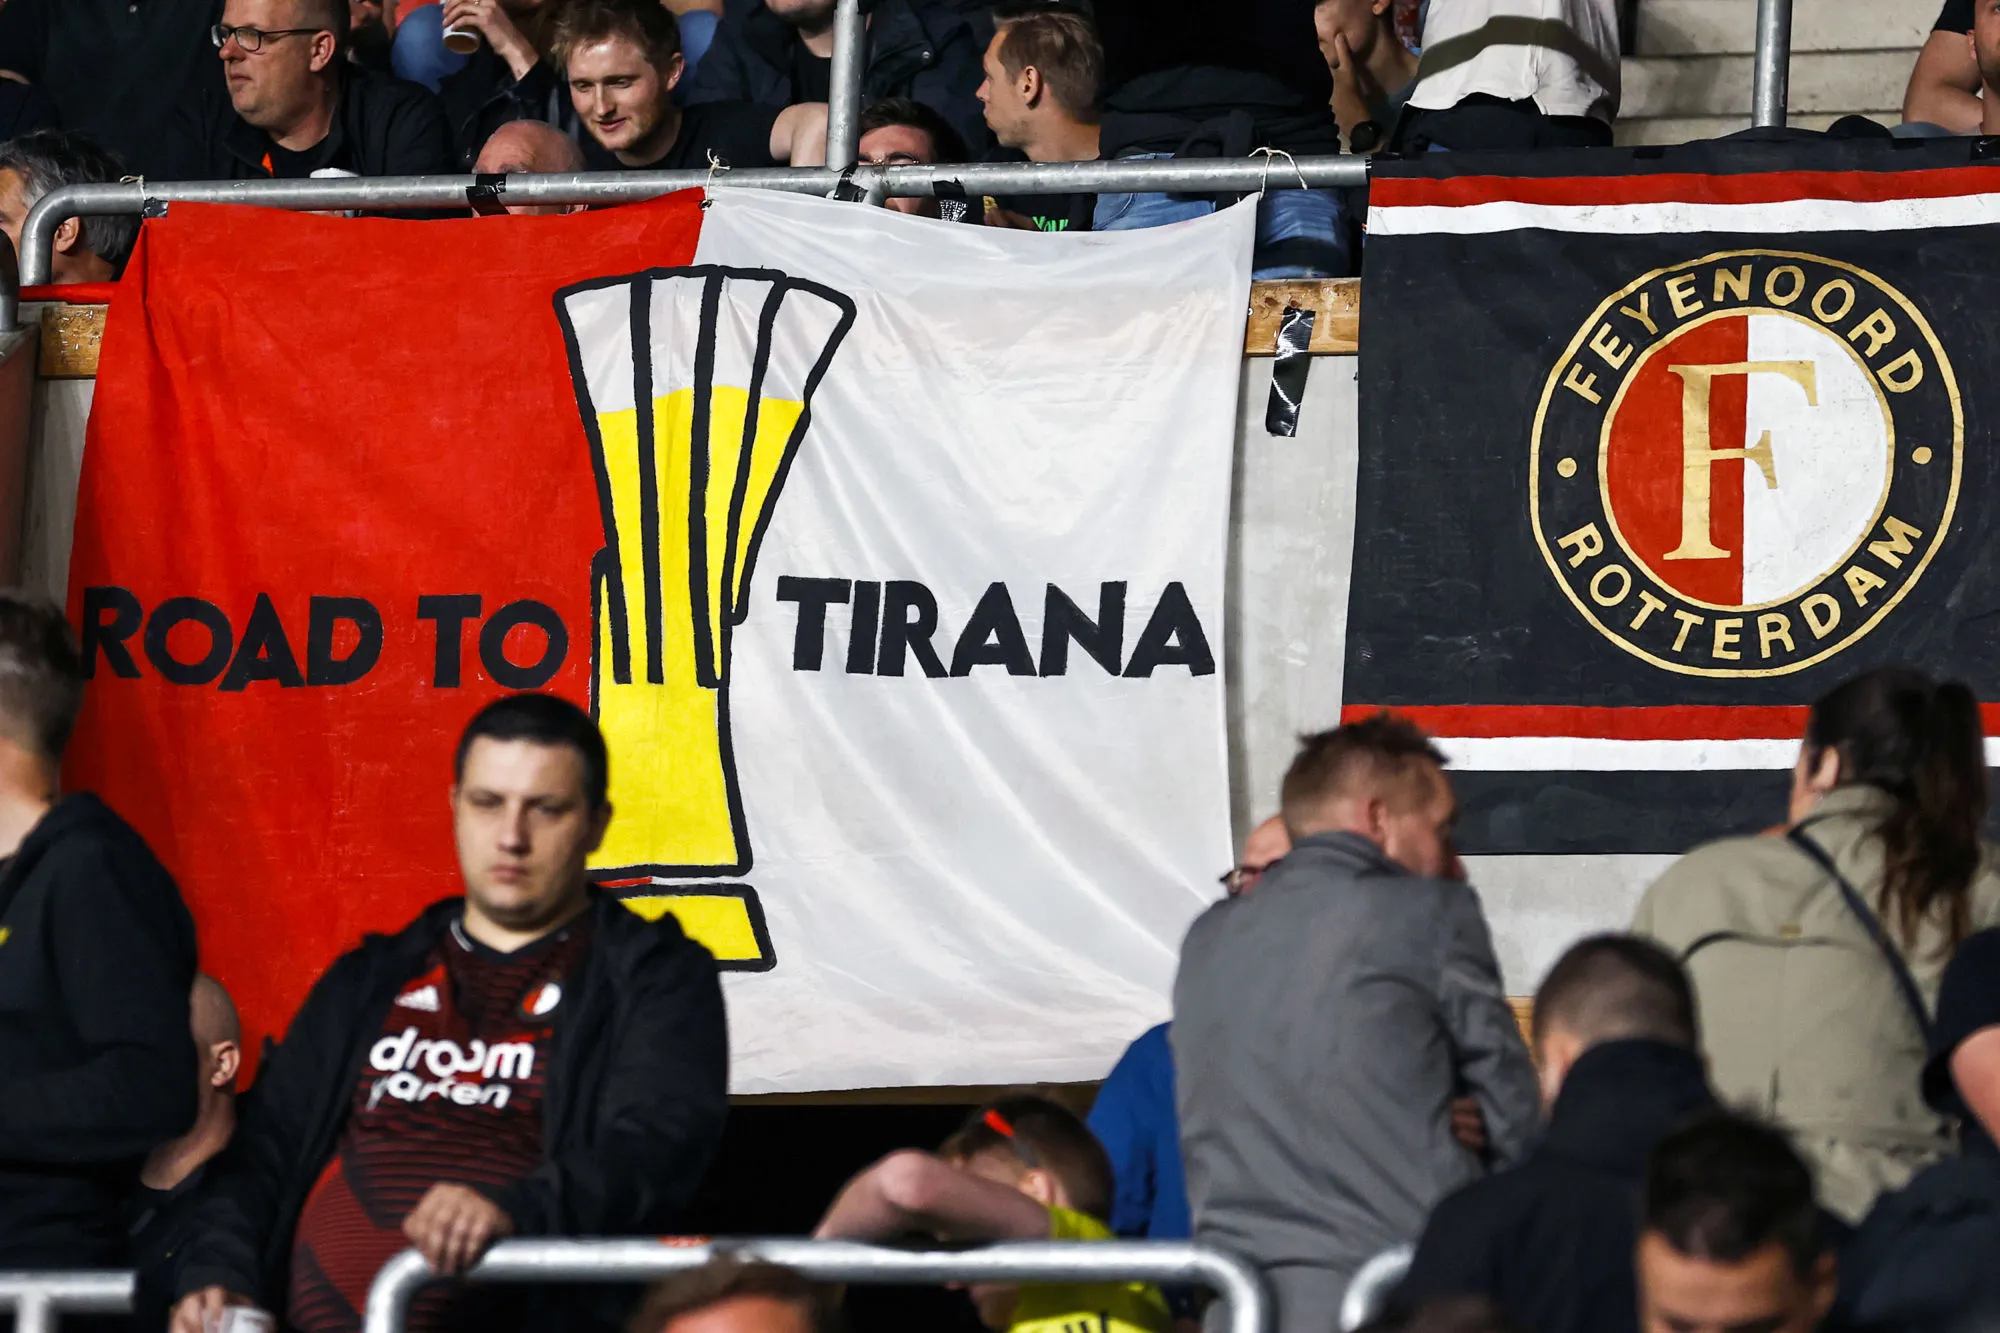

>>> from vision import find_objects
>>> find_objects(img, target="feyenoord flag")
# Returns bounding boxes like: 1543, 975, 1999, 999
65, 189, 1254, 1090
1355, 138, 1995, 856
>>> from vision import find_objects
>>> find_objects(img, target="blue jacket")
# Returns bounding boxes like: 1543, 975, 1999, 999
1089, 1022, 1191, 1241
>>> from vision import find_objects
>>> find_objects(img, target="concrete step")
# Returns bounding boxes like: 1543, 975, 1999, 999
1621, 49, 1914, 117
1612, 110, 1872, 145
1632, 0, 1932, 56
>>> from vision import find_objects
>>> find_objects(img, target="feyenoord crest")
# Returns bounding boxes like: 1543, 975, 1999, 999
1531, 250, 1962, 677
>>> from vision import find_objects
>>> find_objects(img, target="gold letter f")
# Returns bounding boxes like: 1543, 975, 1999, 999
1663, 360, 1816, 561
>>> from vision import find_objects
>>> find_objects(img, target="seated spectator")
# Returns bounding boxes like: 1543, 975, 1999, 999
0, 594, 200, 1270
815, 1095, 1172, 1332
166, 0, 455, 179
1360, 1296, 1525, 1333
1221, 813, 1291, 897
1835, 926, 2000, 1331
169, 694, 728, 1333
857, 96, 965, 218
629, 1260, 836, 1333
977, 3, 1101, 234
683, 0, 986, 156
555, 0, 828, 172
1902, 0, 1981, 136
0, 0, 211, 177
1638, 1113, 1838, 1333
436, 0, 574, 169
1173, 714, 1539, 1332
1314, 0, 1419, 152
1968, 0, 2000, 136
1397, 935, 1715, 1333
348, 0, 393, 75
1394, 0, 1621, 151
1634, 666, 2000, 1222
131, 976, 242, 1330
0, 130, 138, 285
471, 119, 585, 214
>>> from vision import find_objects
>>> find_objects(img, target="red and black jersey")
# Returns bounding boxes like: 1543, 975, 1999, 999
287, 915, 593, 1333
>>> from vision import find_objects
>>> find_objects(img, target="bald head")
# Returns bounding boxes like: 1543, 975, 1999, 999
473, 122, 586, 214
192, 974, 240, 1050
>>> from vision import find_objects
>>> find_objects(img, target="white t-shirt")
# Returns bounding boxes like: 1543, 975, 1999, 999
1406, 0, 1622, 123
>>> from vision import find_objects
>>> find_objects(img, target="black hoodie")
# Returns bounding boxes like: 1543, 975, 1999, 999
174, 892, 728, 1327
0, 793, 199, 1266
1397, 1039, 1716, 1333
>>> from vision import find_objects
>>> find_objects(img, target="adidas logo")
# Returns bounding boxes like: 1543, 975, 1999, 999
395, 984, 440, 1012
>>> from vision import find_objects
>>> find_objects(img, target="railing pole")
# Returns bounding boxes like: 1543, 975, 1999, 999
1751, 0, 1793, 128
824, 0, 866, 171
0, 230, 19, 333
13, 1292, 52, 1333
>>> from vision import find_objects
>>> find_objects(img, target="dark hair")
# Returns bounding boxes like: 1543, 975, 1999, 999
551, 0, 682, 69
0, 593, 84, 761
1533, 934, 1697, 1050
939, 1094, 1113, 1221
1358, 1296, 1527, 1333
1804, 665, 1985, 950
629, 1259, 837, 1333
1280, 712, 1448, 833
857, 97, 967, 164
992, 3, 1104, 122
1643, 1111, 1824, 1281
454, 693, 609, 810
0, 131, 137, 275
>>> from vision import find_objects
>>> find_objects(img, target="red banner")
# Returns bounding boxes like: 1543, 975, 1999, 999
64, 193, 706, 1066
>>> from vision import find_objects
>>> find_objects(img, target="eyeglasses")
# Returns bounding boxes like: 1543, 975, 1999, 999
211, 23, 326, 51
1219, 860, 1281, 895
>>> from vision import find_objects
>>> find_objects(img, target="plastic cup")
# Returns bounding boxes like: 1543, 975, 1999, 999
441, 21, 481, 54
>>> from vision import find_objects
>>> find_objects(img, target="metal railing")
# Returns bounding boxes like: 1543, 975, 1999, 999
1752, 0, 1795, 129
1339, 1244, 1414, 1331
362, 1238, 1270, 1333
0, 1272, 134, 1333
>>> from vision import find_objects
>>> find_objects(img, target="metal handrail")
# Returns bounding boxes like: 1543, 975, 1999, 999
1751, 0, 1794, 128
1339, 1244, 1413, 1331
824, 0, 865, 171
17, 154, 1370, 286
361, 1238, 1270, 1333
0, 1272, 135, 1333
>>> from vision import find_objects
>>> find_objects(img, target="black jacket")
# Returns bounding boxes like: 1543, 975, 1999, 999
1099, 66, 1341, 161
174, 892, 729, 1316
1397, 1040, 1716, 1333
161, 70, 455, 180
439, 49, 578, 171
683, 0, 988, 154
1837, 1157, 2000, 1333
0, 793, 199, 1266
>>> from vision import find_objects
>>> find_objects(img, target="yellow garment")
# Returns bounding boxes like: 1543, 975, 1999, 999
1006, 1207, 1173, 1333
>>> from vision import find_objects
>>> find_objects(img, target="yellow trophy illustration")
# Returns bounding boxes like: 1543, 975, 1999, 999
557, 267, 854, 970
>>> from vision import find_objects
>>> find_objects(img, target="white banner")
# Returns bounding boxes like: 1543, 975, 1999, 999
678, 190, 1254, 1092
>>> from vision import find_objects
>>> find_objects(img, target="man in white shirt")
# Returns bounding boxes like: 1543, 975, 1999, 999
1393, 0, 1620, 151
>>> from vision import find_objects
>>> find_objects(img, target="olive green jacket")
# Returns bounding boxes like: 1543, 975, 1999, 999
1633, 785, 2000, 1221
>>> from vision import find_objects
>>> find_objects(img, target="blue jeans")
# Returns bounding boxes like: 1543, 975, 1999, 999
1091, 152, 1354, 278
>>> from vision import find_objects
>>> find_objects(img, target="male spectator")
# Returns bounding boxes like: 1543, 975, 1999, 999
348, 0, 393, 74
684, 0, 986, 155
0, 0, 214, 177
857, 97, 964, 218
630, 1260, 835, 1333
0, 594, 200, 1268
1397, 935, 1716, 1333
556, 0, 829, 171
436, 0, 573, 168
1173, 713, 1539, 1332
977, 3, 1100, 233
164, 0, 455, 179
1637, 1113, 1837, 1333
169, 693, 728, 1333
815, 1095, 1172, 1332
1314, 0, 1420, 151
1394, 0, 1621, 150
1903, 0, 1981, 136
471, 119, 586, 214
1970, 0, 2000, 136
0, 130, 139, 285
132, 976, 243, 1330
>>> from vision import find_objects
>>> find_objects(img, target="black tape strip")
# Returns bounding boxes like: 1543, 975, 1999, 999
1264, 305, 1316, 437
830, 165, 866, 203
141, 199, 169, 219
466, 174, 507, 216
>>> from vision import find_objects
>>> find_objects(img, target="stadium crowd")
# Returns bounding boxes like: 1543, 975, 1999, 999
0, 0, 1640, 285
6, 556, 2000, 1333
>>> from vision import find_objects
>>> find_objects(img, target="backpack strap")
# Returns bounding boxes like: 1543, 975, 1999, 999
1787, 825, 1934, 1046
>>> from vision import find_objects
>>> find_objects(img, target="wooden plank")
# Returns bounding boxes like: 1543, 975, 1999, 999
35, 280, 1363, 380
38, 303, 106, 380
1244, 278, 1360, 356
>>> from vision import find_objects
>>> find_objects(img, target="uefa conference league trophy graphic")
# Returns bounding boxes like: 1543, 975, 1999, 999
556, 267, 855, 968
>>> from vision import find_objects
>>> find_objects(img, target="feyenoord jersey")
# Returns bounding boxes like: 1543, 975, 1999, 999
288, 915, 593, 1333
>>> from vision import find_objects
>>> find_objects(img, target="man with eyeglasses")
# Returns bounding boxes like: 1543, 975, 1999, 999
855, 97, 965, 219
159, 0, 453, 181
